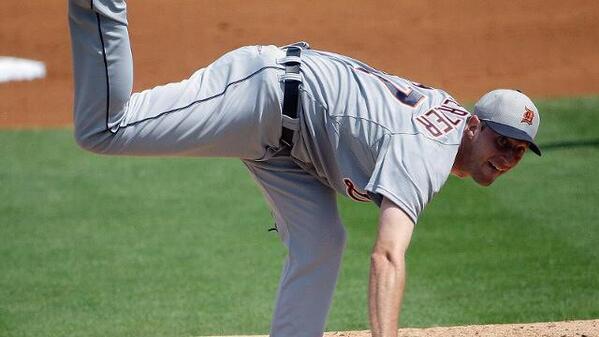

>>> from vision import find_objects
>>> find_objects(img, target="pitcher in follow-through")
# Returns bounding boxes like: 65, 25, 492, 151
68, 1, 541, 336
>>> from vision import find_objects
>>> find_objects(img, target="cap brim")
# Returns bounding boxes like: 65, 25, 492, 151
485, 120, 542, 156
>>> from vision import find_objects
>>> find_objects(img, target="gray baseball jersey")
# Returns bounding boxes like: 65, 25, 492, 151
68, 1, 469, 336
291, 49, 471, 223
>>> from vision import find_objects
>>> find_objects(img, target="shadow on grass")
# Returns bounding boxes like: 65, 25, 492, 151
538, 138, 599, 151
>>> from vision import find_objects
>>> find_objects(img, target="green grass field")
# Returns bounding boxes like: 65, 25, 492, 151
1, 97, 598, 337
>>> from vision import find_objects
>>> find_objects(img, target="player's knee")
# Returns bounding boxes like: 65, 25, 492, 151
329, 223, 347, 251
74, 130, 107, 154
74, 133, 97, 153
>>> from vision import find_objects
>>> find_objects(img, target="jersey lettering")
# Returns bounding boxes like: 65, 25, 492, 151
355, 67, 425, 108
415, 98, 470, 138
343, 178, 371, 202
415, 110, 454, 137
436, 98, 470, 126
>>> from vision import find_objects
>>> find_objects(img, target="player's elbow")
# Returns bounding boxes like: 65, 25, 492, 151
370, 249, 405, 270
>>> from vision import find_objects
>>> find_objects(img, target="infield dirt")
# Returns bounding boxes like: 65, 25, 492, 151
1, 0, 599, 127
325, 319, 599, 337
208, 319, 599, 337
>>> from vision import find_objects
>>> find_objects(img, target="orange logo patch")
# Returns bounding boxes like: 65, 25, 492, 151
521, 106, 535, 125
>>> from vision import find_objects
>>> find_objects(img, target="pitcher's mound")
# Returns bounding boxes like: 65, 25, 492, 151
207, 319, 598, 337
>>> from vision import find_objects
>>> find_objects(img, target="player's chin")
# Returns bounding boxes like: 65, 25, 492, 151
471, 171, 499, 187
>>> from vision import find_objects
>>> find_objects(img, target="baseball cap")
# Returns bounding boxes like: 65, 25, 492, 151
474, 89, 541, 156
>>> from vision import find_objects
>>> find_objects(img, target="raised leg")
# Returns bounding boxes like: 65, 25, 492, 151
69, 0, 285, 158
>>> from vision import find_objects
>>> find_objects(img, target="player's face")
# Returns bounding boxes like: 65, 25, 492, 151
468, 123, 529, 186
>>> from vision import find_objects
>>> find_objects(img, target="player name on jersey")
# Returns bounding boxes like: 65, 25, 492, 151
414, 98, 470, 139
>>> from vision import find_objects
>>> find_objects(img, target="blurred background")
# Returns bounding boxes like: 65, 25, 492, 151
1, 0, 598, 127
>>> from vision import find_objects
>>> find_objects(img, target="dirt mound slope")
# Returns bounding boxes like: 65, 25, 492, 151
326, 319, 599, 337
206, 319, 598, 337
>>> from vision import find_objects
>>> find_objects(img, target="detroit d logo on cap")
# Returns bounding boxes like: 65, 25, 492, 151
521, 106, 535, 125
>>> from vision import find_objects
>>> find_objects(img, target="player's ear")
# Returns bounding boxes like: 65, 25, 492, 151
464, 115, 481, 139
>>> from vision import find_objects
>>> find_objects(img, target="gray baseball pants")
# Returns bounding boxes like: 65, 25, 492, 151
69, 1, 346, 336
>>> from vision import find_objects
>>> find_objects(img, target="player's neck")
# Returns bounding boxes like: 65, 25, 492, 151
451, 143, 470, 178
451, 162, 469, 178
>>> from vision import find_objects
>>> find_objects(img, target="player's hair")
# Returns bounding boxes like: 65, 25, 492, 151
480, 120, 488, 130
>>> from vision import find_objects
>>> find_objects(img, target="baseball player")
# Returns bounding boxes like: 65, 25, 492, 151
68, 1, 541, 337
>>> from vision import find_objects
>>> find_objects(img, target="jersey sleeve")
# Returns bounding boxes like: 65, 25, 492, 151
365, 133, 457, 223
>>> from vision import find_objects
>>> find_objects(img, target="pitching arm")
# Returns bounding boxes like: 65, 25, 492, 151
369, 197, 415, 337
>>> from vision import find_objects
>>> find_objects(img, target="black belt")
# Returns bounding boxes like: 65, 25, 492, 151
280, 46, 302, 147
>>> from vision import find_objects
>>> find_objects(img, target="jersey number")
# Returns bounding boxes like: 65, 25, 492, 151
355, 66, 426, 108
355, 66, 469, 139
